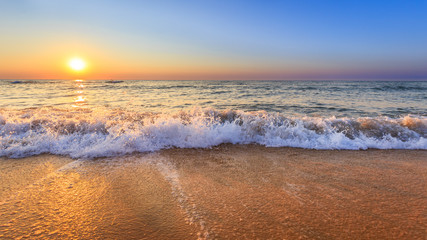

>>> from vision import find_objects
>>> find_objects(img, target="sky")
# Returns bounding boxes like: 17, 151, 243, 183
0, 0, 426, 80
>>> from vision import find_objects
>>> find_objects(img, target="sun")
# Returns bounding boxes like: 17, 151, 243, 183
69, 58, 86, 71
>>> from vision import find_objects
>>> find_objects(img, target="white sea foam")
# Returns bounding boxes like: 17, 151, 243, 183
0, 107, 426, 158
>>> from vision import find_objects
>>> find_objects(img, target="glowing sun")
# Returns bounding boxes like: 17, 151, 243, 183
69, 58, 86, 71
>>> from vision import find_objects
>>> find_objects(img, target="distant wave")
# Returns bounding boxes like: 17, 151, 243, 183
9, 80, 36, 84
105, 80, 124, 83
0, 107, 426, 158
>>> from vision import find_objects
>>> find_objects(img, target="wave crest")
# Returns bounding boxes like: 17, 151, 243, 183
0, 107, 426, 158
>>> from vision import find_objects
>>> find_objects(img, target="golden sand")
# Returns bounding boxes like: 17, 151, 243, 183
1, 145, 426, 239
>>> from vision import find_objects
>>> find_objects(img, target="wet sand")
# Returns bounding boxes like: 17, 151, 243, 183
0, 145, 426, 239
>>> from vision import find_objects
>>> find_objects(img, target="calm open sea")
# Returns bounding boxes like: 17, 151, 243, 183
0, 80, 426, 158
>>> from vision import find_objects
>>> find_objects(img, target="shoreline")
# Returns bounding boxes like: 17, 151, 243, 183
1, 145, 426, 239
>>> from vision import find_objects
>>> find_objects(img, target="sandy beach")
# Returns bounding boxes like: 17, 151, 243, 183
0, 145, 426, 239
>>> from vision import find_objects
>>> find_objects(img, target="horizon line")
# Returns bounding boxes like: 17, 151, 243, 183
1, 78, 426, 82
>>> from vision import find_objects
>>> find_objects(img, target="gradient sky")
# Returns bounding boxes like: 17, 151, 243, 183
1, 0, 426, 80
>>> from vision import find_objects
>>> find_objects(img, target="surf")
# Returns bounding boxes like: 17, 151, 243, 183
1, 107, 426, 159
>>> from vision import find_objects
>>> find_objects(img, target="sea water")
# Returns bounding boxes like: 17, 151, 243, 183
0, 80, 426, 158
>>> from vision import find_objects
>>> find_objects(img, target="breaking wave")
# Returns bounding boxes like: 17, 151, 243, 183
0, 107, 426, 158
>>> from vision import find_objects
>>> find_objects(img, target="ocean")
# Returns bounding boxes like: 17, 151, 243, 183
0, 80, 426, 158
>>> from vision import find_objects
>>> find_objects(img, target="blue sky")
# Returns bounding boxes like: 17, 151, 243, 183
1, 0, 426, 79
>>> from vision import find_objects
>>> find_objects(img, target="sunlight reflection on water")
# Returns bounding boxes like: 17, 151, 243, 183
72, 79, 87, 108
